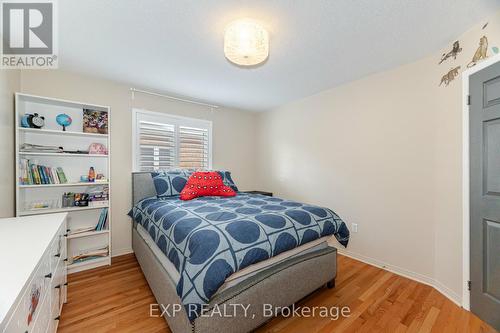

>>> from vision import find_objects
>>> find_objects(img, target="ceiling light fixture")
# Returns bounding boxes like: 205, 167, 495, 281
224, 19, 269, 66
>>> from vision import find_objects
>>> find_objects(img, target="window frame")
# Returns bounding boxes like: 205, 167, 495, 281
132, 108, 213, 172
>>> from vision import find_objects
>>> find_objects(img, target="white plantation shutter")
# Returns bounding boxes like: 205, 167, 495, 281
133, 110, 212, 171
179, 126, 209, 168
138, 121, 175, 171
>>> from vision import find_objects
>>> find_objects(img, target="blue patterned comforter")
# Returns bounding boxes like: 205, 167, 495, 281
128, 193, 349, 320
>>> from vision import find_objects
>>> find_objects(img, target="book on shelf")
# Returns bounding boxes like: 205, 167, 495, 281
95, 208, 108, 231
19, 159, 68, 185
56, 167, 67, 183
71, 246, 109, 264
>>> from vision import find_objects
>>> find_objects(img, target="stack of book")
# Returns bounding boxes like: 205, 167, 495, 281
20, 143, 63, 153
71, 246, 109, 264
19, 159, 68, 185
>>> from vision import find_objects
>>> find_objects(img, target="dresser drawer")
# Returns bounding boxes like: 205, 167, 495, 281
49, 222, 67, 273
5, 255, 66, 333
2, 232, 63, 333
3, 290, 29, 333
3, 252, 49, 333
0, 214, 68, 333
30, 293, 50, 333
46, 315, 58, 333
28, 253, 51, 329
50, 260, 66, 318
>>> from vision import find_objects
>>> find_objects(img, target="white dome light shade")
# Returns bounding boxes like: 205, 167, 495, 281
224, 19, 269, 66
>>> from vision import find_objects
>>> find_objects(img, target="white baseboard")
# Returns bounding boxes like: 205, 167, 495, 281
337, 248, 462, 307
433, 279, 462, 307
112, 247, 134, 257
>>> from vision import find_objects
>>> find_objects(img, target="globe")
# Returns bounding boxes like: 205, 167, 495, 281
56, 113, 72, 131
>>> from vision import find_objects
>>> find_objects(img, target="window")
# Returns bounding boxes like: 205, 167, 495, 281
132, 109, 212, 171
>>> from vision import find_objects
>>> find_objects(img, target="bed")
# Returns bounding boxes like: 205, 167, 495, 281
129, 172, 349, 333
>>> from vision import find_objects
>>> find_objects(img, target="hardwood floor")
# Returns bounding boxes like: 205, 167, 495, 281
58, 254, 170, 333
58, 253, 497, 333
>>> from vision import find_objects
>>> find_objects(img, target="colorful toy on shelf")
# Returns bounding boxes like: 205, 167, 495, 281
21, 113, 45, 129
88, 143, 108, 155
96, 173, 107, 182
88, 167, 95, 182
56, 113, 72, 131
80, 171, 107, 183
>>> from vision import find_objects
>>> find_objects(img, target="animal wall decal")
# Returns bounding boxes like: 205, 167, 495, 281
439, 41, 462, 64
467, 36, 489, 68
439, 66, 461, 87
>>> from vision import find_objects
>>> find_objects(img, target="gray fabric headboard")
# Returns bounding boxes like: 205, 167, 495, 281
132, 172, 156, 205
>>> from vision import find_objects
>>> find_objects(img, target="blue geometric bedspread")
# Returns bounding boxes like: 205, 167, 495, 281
128, 193, 349, 321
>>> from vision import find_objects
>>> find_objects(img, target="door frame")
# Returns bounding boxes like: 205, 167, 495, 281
462, 53, 500, 311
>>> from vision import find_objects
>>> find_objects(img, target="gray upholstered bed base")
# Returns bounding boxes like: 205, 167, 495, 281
131, 172, 337, 333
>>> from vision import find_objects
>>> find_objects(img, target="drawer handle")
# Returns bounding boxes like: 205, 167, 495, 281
54, 253, 61, 258
63, 233, 68, 237
64, 282, 68, 286
66, 228, 70, 232
45, 273, 52, 279
64, 258, 68, 262
55, 316, 60, 321
55, 284, 61, 289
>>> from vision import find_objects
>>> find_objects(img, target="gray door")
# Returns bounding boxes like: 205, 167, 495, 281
470, 60, 500, 331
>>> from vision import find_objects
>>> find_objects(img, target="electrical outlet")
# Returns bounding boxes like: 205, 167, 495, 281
351, 223, 358, 233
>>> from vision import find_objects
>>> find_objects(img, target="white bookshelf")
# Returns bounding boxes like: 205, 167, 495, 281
15, 93, 112, 274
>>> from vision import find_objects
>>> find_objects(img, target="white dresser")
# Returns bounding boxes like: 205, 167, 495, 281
0, 213, 67, 333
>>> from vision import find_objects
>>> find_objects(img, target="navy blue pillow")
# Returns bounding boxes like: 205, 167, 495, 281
151, 170, 193, 197
217, 170, 239, 192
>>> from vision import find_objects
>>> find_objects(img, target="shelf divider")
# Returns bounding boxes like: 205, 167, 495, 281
19, 127, 108, 138
19, 204, 109, 216
67, 229, 110, 239
19, 182, 109, 188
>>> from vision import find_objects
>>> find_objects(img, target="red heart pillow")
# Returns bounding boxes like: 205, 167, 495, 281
180, 171, 236, 201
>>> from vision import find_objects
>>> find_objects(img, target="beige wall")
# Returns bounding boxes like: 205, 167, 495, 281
16, 70, 258, 256
0, 70, 20, 218
257, 12, 500, 302
430, 16, 500, 301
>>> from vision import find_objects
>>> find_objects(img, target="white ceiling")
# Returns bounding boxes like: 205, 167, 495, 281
59, 0, 500, 111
